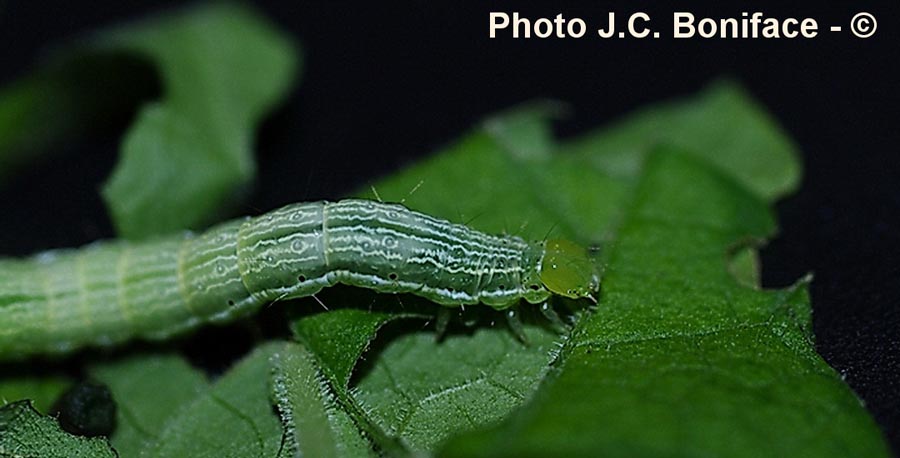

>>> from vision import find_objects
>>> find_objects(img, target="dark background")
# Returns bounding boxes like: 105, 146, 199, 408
1, 1, 897, 453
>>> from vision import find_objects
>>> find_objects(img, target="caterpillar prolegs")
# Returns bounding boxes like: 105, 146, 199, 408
0, 199, 599, 360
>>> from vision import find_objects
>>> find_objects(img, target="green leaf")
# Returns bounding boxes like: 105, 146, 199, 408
0, 400, 116, 457
289, 291, 440, 455
0, 374, 70, 414
290, 290, 432, 390
559, 80, 801, 201
98, 4, 300, 238
290, 294, 564, 454
439, 149, 889, 457
0, 4, 300, 237
139, 343, 285, 458
270, 342, 371, 457
353, 323, 562, 452
89, 353, 209, 457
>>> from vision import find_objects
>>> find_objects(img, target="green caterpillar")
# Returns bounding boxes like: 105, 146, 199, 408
0, 199, 598, 360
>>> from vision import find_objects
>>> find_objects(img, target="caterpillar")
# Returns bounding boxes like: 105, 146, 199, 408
0, 199, 598, 360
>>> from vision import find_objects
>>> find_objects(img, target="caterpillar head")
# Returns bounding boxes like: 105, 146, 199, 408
540, 239, 599, 303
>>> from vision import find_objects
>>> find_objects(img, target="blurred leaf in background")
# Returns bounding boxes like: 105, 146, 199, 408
0, 3, 301, 239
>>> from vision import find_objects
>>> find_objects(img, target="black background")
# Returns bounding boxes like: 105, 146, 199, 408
1, 1, 897, 453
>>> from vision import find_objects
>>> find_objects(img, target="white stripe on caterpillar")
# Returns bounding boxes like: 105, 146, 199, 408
0, 199, 598, 359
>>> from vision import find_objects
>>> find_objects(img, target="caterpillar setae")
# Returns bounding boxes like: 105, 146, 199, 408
0, 199, 599, 360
